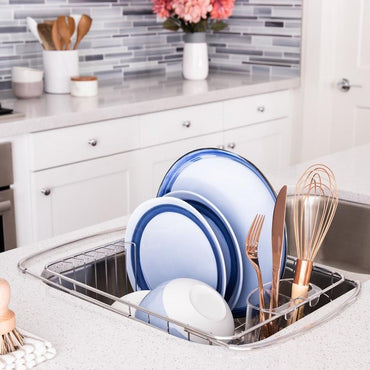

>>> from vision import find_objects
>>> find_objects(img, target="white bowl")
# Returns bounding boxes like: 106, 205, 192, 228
111, 290, 150, 316
12, 66, 43, 83
135, 278, 235, 343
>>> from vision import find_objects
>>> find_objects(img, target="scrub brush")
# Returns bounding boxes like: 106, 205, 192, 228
0, 278, 24, 355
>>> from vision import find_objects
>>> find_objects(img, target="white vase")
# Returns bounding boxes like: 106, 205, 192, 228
182, 33, 209, 81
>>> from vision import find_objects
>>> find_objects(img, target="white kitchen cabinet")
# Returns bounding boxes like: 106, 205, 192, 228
135, 132, 223, 202
30, 116, 140, 171
20, 89, 292, 244
223, 91, 290, 130
222, 118, 291, 176
139, 101, 223, 147
30, 151, 140, 241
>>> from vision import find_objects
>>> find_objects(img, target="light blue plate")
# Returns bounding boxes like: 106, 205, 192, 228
125, 196, 227, 297
157, 148, 287, 317
164, 190, 243, 310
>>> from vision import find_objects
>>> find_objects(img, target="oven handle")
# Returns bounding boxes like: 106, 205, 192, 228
0, 200, 11, 213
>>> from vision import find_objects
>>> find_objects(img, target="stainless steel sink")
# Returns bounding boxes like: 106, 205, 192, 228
286, 198, 370, 274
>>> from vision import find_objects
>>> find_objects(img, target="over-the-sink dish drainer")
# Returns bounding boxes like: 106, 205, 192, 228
18, 228, 360, 350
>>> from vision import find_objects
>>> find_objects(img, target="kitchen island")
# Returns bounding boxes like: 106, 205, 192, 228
1, 144, 369, 370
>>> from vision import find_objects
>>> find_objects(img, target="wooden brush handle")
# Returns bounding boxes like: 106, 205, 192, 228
0, 278, 16, 335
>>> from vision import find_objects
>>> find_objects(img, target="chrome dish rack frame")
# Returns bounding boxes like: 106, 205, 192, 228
18, 228, 361, 350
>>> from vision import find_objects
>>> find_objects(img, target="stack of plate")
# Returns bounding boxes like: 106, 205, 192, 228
125, 148, 286, 317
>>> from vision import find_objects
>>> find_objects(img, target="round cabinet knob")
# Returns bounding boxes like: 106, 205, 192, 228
257, 105, 265, 113
216, 144, 225, 150
227, 142, 236, 150
41, 188, 51, 196
182, 120, 191, 128
88, 138, 98, 147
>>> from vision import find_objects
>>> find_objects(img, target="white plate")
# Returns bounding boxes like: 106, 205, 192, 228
164, 190, 243, 310
157, 148, 287, 317
125, 197, 227, 297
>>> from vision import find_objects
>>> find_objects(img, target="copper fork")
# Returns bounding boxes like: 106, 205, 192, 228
245, 214, 269, 337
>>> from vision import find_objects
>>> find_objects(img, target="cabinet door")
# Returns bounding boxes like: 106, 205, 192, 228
135, 132, 223, 205
223, 118, 290, 176
30, 151, 140, 240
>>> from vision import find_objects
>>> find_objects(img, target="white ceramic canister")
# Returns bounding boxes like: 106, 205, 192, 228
182, 32, 209, 81
70, 76, 98, 97
43, 50, 79, 94
11, 66, 44, 99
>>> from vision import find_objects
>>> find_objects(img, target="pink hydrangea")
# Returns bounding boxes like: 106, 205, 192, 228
210, 0, 235, 20
151, 0, 235, 25
172, 0, 212, 24
152, 0, 173, 18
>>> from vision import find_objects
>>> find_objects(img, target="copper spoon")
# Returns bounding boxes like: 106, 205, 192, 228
73, 14, 92, 50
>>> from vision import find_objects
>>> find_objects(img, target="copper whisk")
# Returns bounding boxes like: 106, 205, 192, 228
291, 164, 338, 319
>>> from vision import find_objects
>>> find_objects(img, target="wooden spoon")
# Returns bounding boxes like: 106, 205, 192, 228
67, 16, 75, 49
51, 21, 62, 51
37, 23, 55, 50
57, 16, 74, 50
73, 14, 92, 50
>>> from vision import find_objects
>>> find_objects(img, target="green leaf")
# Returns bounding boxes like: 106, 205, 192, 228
193, 19, 207, 33
163, 18, 180, 31
211, 21, 228, 32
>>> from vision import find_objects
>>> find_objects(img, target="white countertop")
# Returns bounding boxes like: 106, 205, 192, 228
1, 144, 370, 369
0, 72, 299, 138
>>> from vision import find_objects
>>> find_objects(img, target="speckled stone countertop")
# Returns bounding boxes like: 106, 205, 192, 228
0, 72, 299, 138
1, 144, 370, 370
269, 142, 370, 205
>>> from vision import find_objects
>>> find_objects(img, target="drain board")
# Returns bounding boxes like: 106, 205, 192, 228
18, 229, 360, 350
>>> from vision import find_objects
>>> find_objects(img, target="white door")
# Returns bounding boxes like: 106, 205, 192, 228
331, 0, 370, 152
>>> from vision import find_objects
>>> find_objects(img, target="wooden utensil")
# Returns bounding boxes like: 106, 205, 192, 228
51, 21, 62, 51
0, 278, 24, 355
74, 14, 92, 50
56, 16, 74, 50
37, 23, 55, 50
67, 16, 76, 49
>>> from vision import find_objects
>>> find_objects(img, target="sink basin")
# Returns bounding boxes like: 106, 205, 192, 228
286, 198, 370, 275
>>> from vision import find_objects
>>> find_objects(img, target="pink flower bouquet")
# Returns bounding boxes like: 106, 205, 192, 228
152, 0, 235, 33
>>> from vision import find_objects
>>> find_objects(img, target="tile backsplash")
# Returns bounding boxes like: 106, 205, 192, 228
0, 0, 302, 91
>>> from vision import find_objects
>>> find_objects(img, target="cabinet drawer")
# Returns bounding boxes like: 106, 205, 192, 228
30, 116, 140, 170
140, 102, 223, 147
223, 91, 291, 130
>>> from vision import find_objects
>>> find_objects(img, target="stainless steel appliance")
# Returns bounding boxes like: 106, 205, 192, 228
0, 142, 16, 252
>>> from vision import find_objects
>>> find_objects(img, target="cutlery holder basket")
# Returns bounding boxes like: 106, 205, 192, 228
19, 229, 360, 350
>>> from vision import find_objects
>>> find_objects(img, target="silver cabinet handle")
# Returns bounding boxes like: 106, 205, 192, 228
41, 188, 51, 196
257, 105, 265, 112
227, 142, 236, 150
88, 138, 98, 146
182, 121, 191, 128
216, 144, 225, 150
337, 78, 362, 92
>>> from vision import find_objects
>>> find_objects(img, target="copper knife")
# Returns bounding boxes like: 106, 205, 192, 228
270, 185, 287, 310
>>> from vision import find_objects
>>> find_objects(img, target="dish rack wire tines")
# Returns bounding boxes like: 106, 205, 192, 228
23, 234, 360, 350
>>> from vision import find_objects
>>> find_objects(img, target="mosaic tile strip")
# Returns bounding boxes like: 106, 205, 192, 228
0, 0, 301, 91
